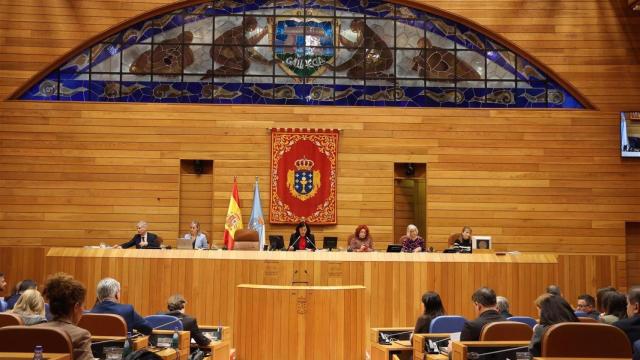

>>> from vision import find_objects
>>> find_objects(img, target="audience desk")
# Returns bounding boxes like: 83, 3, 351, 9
0, 354, 69, 360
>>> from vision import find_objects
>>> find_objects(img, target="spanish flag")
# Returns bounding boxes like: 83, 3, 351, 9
223, 178, 243, 250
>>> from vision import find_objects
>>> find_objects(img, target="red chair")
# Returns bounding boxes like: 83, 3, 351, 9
480, 321, 533, 341
78, 313, 127, 336
0, 313, 24, 327
233, 229, 259, 250
542, 322, 631, 358
0, 325, 73, 354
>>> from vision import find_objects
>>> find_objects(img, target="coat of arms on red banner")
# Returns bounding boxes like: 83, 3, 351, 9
270, 128, 338, 224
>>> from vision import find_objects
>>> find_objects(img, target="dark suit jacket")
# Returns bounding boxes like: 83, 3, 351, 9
91, 300, 152, 335
460, 309, 506, 341
5, 293, 20, 309
614, 314, 640, 358
288, 233, 316, 251
120, 233, 160, 249
165, 310, 211, 347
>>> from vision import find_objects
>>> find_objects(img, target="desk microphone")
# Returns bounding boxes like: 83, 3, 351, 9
152, 318, 182, 330
90, 333, 143, 346
380, 330, 413, 343
426, 337, 450, 353
467, 345, 529, 359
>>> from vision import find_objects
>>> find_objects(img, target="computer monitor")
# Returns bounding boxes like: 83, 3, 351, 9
268, 235, 284, 250
387, 244, 402, 252
323, 236, 338, 251
472, 236, 492, 250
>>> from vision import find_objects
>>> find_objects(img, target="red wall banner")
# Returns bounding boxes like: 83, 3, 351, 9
270, 128, 339, 224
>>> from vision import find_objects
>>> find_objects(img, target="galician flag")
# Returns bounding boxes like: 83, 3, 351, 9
223, 177, 243, 250
248, 177, 266, 251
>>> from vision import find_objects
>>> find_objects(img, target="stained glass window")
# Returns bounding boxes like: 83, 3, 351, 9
18, 0, 585, 108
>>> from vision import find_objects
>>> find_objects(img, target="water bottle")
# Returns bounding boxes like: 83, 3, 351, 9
171, 326, 179, 349
33, 345, 43, 360
123, 332, 132, 358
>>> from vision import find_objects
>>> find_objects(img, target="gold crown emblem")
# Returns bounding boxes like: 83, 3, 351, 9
294, 157, 315, 171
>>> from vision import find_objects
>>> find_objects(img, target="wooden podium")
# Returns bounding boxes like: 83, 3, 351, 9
234, 284, 366, 360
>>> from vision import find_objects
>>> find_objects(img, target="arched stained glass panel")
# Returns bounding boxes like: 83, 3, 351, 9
17, 0, 585, 108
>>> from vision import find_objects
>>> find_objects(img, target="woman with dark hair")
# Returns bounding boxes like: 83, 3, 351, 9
600, 292, 628, 324
596, 286, 616, 313
347, 225, 374, 252
288, 221, 316, 251
529, 294, 579, 357
413, 291, 446, 334
35, 273, 92, 360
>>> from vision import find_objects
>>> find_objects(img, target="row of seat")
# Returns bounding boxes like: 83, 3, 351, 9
428, 314, 598, 333
0, 312, 184, 335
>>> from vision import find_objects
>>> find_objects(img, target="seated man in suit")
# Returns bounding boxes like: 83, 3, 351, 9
613, 287, 640, 356
164, 294, 211, 348
575, 293, 599, 320
90, 277, 152, 335
5, 279, 37, 310
115, 220, 160, 249
460, 287, 506, 341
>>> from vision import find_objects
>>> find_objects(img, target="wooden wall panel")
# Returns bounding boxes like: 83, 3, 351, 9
626, 222, 640, 287
0, 1, 640, 275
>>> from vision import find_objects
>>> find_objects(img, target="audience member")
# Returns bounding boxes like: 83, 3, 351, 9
576, 294, 599, 320
596, 286, 617, 313
413, 291, 446, 334
164, 294, 211, 347
91, 277, 152, 334
185, 220, 208, 249
0, 272, 7, 311
347, 225, 374, 252
460, 287, 505, 341
546, 284, 562, 297
450, 226, 473, 247
288, 221, 316, 251
600, 291, 627, 324
35, 273, 93, 360
528, 293, 579, 357
12, 289, 47, 325
496, 296, 512, 318
400, 224, 426, 253
6, 279, 37, 309
115, 220, 160, 249
613, 287, 640, 353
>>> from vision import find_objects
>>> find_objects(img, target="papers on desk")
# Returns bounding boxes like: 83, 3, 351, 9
449, 332, 461, 342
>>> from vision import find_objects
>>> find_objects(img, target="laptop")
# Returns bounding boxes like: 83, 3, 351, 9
323, 236, 338, 251
386, 244, 402, 252
268, 235, 284, 250
176, 237, 193, 250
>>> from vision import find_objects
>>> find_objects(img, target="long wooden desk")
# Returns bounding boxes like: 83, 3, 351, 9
0, 247, 618, 354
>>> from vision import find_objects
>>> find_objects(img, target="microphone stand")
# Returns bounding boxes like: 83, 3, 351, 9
467, 345, 529, 359
289, 235, 301, 250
